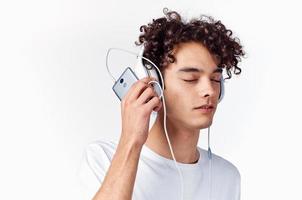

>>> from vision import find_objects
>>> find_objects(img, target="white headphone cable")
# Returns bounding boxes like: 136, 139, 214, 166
208, 126, 213, 200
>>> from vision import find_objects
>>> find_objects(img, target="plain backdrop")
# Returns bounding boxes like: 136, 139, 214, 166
0, 0, 301, 199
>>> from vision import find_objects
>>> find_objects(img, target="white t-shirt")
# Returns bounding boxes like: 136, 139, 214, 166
77, 139, 240, 200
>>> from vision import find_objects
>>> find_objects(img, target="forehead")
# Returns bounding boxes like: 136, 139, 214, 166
167, 42, 221, 74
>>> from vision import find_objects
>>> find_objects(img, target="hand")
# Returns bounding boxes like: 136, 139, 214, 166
120, 77, 163, 147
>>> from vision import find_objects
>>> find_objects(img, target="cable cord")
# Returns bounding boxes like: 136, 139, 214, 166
208, 126, 213, 200
106, 48, 184, 200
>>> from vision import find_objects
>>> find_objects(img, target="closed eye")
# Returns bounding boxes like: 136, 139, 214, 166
183, 79, 197, 83
211, 79, 221, 83
183, 79, 221, 83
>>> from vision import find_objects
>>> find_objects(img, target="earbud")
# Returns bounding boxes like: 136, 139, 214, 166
218, 77, 225, 103
132, 46, 162, 98
148, 80, 163, 100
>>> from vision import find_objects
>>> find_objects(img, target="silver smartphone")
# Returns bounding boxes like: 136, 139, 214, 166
112, 67, 139, 101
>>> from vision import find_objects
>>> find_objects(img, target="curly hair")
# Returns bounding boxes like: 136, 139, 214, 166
135, 8, 245, 80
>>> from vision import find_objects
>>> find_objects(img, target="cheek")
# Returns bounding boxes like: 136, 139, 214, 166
163, 84, 191, 114
162, 74, 194, 113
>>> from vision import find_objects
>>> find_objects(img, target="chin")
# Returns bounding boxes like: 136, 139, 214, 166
191, 118, 213, 129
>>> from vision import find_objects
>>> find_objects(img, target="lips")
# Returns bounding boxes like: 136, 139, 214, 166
195, 104, 214, 109
194, 104, 214, 114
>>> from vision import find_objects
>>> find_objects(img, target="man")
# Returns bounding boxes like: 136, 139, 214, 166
78, 8, 245, 200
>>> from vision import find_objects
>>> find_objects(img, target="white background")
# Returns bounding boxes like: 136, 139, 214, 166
0, 0, 301, 199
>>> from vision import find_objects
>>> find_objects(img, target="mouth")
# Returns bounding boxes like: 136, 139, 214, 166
194, 104, 214, 114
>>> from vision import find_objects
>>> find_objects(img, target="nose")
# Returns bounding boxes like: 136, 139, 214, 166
198, 78, 215, 98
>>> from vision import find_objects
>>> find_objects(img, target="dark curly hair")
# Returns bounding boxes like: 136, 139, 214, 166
135, 8, 245, 81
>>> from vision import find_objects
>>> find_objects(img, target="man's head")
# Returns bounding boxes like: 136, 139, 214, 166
135, 8, 245, 130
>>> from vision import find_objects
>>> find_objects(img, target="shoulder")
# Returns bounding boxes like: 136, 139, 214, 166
84, 139, 118, 167
77, 139, 118, 199
85, 139, 118, 159
210, 151, 241, 183
81, 139, 118, 181
204, 151, 241, 199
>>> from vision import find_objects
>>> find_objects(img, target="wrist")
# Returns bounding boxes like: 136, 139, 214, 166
118, 134, 144, 153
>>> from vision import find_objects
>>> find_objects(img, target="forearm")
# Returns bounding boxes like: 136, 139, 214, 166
92, 136, 142, 200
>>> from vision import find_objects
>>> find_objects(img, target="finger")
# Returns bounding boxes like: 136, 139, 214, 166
126, 76, 156, 101
144, 96, 161, 113
137, 86, 158, 105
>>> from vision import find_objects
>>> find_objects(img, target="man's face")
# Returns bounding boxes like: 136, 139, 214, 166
160, 41, 222, 130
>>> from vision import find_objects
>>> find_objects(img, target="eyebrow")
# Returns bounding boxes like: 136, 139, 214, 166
177, 67, 223, 74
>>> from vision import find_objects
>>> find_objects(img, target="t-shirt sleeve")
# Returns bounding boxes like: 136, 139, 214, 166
234, 170, 241, 200
76, 142, 112, 200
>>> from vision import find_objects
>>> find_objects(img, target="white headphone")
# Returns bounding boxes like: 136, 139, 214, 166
132, 46, 225, 103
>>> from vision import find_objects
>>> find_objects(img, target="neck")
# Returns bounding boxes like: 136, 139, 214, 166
145, 111, 200, 164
